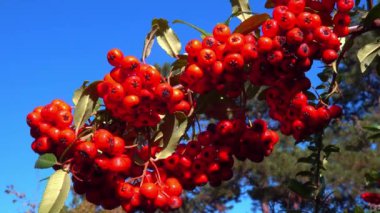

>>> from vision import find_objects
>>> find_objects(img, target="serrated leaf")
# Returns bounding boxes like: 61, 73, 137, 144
72, 81, 89, 106
155, 112, 188, 160
73, 81, 100, 134
230, 0, 252, 22
35, 154, 57, 169
233, 13, 270, 34
363, 3, 380, 27
173, 20, 210, 38
142, 25, 158, 61
152, 18, 181, 58
296, 171, 313, 177
38, 170, 70, 213
287, 179, 315, 199
357, 38, 380, 73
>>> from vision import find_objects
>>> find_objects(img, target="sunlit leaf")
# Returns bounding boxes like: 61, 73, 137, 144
357, 38, 380, 73
72, 81, 89, 106
142, 25, 158, 61
152, 18, 181, 58
38, 170, 70, 213
230, 0, 253, 22
155, 112, 188, 160
35, 154, 57, 169
73, 81, 100, 134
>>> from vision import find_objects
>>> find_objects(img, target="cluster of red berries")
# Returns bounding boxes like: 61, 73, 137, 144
265, 79, 342, 140
117, 177, 183, 212
27, 100, 75, 155
97, 48, 191, 128
180, 25, 258, 98
244, 0, 347, 140
65, 128, 183, 212
158, 119, 279, 189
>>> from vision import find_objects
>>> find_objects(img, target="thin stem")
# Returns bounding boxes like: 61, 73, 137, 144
313, 134, 323, 213
140, 162, 149, 187
150, 159, 163, 185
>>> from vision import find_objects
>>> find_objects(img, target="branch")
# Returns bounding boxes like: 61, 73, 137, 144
367, 0, 373, 10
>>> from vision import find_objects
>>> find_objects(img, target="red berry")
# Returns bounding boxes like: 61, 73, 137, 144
107, 48, 124, 67
140, 183, 158, 199
213, 24, 231, 42
322, 49, 338, 64
262, 19, 279, 38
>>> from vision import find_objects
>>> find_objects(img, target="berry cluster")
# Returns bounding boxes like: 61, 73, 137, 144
67, 128, 183, 212
265, 79, 342, 140
27, 100, 74, 155
117, 177, 183, 212
180, 25, 257, 98
245, 0, 347, 140
97, 49, 191, 128
158, 119, 279, 189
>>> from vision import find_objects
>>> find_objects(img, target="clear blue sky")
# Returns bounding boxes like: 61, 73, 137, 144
0, 1, 320, 212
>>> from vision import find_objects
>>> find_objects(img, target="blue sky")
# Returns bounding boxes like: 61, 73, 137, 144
0, 0, 326, 212
0, 0, 270, 212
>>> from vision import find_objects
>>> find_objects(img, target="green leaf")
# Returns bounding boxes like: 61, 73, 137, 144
73, 81, 100, 134
365, 170, 380, 183
287, 179, 315, 199
363, 3, 380, 27
297, 156, 316, 164
323, 145, 340, 154
233, 13, 270, 34
265, 0, 275, 8
357, 38, 380, 73
152, 18, 181, 58
363, 124, 380, 131
245, 84, 261, 100
142, 25, 158, 61
368, 132, 380, 140
195, 90, 223, 113
304, 91, 317, 100
35, 154, 57, 169
38, 170, 71, 213
230, 0, 252, 22
72, 81, 89, 106
172, 20, 210, 38
317, 72, 330, 82
155, 112, 188, 160
296, 171, 313, 177
170, 55, 188, 73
